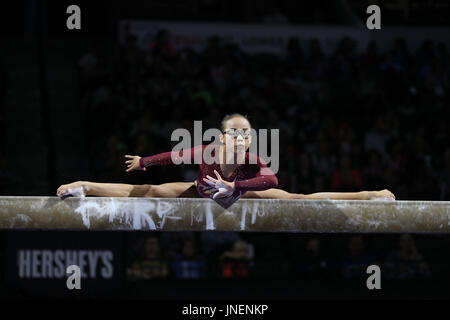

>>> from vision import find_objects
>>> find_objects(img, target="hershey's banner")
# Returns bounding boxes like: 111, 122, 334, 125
3, 231, 123, 297
119, 20, 370, 55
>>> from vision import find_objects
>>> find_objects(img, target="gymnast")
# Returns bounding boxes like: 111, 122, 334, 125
56, 113, 395, 208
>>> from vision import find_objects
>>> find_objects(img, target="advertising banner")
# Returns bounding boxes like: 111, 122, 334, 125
3, 231, 123, 297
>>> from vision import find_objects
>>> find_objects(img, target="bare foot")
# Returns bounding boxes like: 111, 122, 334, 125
370, 189, 396, 200
56, 181, 86, 199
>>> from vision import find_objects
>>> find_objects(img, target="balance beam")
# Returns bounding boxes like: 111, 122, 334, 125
0, 197, 449, 233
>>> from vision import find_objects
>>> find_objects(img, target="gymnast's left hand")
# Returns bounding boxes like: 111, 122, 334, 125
125, 155, 146, 172
203, 170, 235, 199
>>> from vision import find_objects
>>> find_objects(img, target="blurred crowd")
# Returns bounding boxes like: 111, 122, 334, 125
0, 60, 7, 148
77, 29, 450, 200
126, 232, 442, 281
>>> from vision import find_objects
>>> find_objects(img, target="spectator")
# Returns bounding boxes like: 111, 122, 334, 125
331, 154, 363, 192
364, 116, 388, 156
200, 232, 241, 257
220, 240, 252, 278
363, 150, 387, 191
340, 236, 376, 278
171, 239, 206, 279
297, 237, 329, 278
128, 235, 169, 280
160, 232, 195, 260
383, 234, 431, 279
297, 153, 316, 193
150, 30, 175, 59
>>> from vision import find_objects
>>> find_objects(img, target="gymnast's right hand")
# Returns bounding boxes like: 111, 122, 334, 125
125, 155, 146, 172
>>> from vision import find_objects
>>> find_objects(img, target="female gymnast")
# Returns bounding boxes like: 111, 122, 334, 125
56, 113, 395, 207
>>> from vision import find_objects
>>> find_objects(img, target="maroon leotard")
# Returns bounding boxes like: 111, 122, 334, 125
139, 144, 278, 207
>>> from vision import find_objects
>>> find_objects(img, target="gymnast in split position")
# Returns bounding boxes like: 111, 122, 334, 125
57, 114, 395, 207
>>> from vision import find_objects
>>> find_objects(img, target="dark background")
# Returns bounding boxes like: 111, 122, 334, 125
0, 0, 450, 300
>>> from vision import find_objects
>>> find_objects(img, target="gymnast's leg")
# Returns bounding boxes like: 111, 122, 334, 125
242, 188, 395, 200
56, 181, 198, 198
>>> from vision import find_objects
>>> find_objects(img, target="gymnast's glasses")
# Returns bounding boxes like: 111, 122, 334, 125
223, 129, 251, 138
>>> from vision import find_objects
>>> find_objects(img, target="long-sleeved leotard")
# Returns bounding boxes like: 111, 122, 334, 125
139, 144, 278, 207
